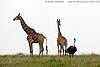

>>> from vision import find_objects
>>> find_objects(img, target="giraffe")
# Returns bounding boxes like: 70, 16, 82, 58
57, 19, 68, 56
13, 13, 47, 57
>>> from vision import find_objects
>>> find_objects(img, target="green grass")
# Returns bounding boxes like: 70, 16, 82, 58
0, 53, 100, 67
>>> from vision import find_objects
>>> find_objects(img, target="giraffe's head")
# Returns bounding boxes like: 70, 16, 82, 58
13, 13, 21, 21
57, 19, 61, 26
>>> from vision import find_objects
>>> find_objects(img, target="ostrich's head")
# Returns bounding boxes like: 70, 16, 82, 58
13, 13, 21, 21
74, 38, 76, 42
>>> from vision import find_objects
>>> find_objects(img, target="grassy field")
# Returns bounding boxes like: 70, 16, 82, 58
0, 54, 100, 67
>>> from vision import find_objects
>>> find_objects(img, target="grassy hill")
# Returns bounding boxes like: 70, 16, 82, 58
0, 54, 100, 67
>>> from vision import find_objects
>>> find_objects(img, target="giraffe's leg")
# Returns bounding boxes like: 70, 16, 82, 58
42, 50, 43, 56
39, 37, 44, 57
65, 44, 67, 56
29, 42, 33, 57
63, 48, 64, 56
30, 45, 33, 57
58, 45, 59, 56
39, 41, 44, 57
57, 42, 59, 56
27, 36, 33, 57
39, 44, 42, 57
39, 45, 41, 57
60, 47, 62, 56
42, 46, 44, 56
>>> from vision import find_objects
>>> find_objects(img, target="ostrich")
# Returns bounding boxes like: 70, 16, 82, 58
67, 38, 77, 57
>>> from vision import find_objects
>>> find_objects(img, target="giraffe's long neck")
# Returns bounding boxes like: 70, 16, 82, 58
19, 16, 36, 35
57, 24, 62, 36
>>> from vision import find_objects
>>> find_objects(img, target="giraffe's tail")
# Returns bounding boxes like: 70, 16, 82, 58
43, 36, 48, 55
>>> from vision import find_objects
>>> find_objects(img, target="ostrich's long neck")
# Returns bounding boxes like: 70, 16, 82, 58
57, 24, 62, 36
20, 16, 31, 34
73, 40, 76, 47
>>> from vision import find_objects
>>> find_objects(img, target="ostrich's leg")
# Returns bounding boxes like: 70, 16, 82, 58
69, 53, 71, 57
72, 54, 74, 57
